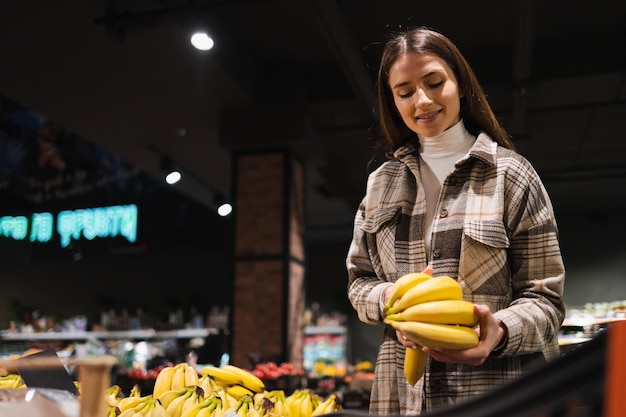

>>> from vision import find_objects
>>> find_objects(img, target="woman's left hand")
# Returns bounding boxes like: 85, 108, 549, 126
421, 304, 506, 366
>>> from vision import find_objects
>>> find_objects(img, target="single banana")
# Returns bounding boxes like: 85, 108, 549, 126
384, 272, 432, 311
201, 365, 242, 388
226, 384, 255, 400
403, 346, 428, 386
158, 387, 192, 409
288, 391, 304, 417
216, 388, 235, 409
300, 393, 314, 417
184, 364, 200, 387
386, 319, 479, 349
386, 299, 479, 326
386, 275, 463, 315
221, 365, 265, 393
171, 364, 188, 390
199, 375, 219, 396
152, 366, 177, 399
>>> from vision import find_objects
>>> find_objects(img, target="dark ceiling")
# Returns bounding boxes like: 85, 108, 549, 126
1, 0, 625, 243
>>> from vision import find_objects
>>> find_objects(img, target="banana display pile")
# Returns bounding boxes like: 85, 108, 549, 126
383, 272, 480, 385
104, 362, 342, 417
0, 373, 25, 389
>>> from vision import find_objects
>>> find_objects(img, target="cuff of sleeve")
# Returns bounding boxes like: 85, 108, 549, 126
491, 320, 508, 353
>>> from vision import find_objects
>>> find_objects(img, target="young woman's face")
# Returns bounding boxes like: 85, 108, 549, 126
388, 53, 462, 138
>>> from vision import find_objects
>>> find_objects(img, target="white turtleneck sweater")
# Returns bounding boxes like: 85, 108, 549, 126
419, 120, 476, 261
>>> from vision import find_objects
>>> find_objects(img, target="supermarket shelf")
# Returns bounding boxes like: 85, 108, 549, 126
558, 335, 594, 346
561, 317, 625, 327
303, 326, 347, 335
0, 328, 218, 341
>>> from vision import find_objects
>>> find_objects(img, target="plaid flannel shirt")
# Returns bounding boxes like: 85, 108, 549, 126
346, 133, 565, 415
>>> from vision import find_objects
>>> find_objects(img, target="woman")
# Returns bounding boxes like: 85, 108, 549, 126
346, 27, 565, 415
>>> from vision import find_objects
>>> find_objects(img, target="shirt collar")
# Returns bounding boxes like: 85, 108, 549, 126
392, 131, 498, 167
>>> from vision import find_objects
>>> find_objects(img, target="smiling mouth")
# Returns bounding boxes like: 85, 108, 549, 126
416, 110, 441, 121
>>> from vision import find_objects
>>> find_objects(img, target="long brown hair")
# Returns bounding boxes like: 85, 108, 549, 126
375, 26, 515, 152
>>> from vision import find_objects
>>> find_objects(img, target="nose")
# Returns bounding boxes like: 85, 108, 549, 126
414, 87, 433, 108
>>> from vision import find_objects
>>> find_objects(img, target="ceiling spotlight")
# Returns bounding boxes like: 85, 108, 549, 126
190, 31, 214, 51
217, 202, 232, 217
161, 156, 182, 185
165, 170, 181, 185
213, 192, 232, 217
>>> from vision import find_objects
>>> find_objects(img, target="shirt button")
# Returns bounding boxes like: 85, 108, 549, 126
439, 208, 448, 218
432, 249, 441, 259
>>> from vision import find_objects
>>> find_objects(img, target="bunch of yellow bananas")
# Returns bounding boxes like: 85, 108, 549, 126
180, 395, 224, 417
284, 389, 323, 417
253, 389, 290, 417
157, 385, 206, 417
117, 397, 169, 417
152, 362, 201, 399
384, 272, 480, 385
200, 365, 265, 398
0, 373, 25, 389
311, 393, 341, 416
101, 361, 345, 417
104, 384, 124, 408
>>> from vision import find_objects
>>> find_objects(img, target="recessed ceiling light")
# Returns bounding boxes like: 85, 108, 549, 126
190, 32, 214, 51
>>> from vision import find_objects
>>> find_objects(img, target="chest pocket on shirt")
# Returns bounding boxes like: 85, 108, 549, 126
361, 206, 402, 276
461, 219, 511, 297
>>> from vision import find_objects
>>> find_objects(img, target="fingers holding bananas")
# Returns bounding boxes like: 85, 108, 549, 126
384, 272, 480, 383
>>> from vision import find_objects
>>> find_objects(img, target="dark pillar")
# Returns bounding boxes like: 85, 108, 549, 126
230, 149, 305, 370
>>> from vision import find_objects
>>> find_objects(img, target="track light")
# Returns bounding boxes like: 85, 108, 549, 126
149, 144, 232, 217
160, 156, 181, 185
190, 31, 214, 51
213, 192, 232, 217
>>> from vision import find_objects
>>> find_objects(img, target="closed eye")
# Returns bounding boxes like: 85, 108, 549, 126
427, 81, 444, 89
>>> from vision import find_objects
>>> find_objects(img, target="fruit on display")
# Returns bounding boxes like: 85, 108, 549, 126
101, 362, 341, 417
0, 357, 343, 417
153, 362, 200, 399
117, 396, 169, 417
384, 272, 479, 384
200, 364, 265, 393
117, 384, 144, 411
311, 393, 339, 416
252, 361, 302, 380
0, 373, 26, 389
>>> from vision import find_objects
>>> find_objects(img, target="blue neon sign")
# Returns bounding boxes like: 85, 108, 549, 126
0, 204, 138, 248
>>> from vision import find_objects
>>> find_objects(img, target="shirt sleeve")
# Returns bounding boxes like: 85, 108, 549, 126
347, 199, 393, 325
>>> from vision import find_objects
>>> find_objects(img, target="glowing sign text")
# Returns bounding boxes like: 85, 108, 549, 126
0, 204, 138, 248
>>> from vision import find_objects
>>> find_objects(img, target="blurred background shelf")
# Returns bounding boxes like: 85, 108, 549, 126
0, 328, 218, 341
